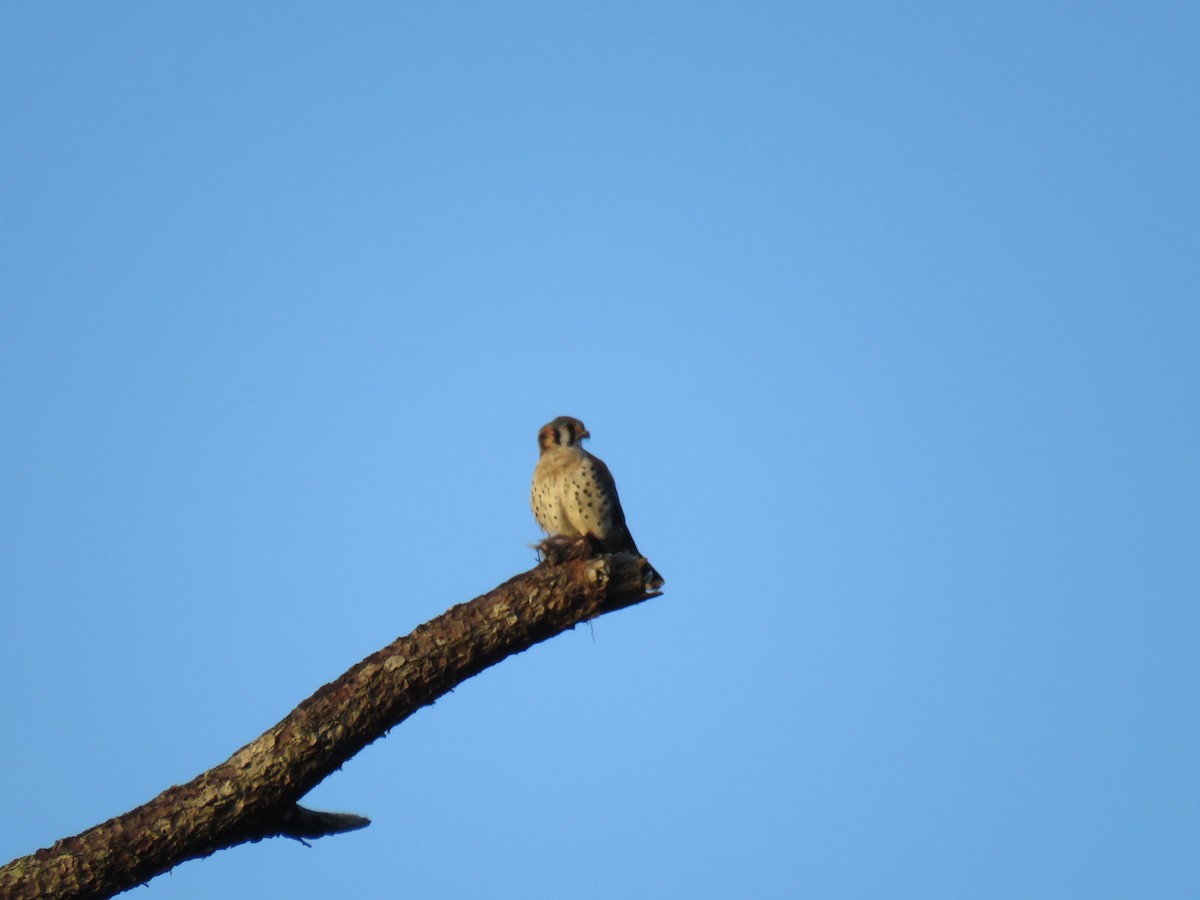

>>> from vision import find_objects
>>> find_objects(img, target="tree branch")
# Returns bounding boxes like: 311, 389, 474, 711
0, 553, 662, 900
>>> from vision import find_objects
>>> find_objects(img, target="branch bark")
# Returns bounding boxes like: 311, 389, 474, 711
0, 553, 662, 900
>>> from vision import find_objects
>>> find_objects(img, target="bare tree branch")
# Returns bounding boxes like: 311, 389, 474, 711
0, 553, 663, 900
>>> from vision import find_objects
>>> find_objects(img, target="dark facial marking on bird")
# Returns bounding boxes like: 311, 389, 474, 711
544, 416, 586, 447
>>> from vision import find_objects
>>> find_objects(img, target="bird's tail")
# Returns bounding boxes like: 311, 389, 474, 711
640, 560, 665, 591
619, 534, 664, 590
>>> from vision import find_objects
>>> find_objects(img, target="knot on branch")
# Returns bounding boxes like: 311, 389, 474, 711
253, 805, 371, 845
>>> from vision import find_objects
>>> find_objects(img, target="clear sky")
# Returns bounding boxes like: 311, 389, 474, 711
2, 3, 1197, 898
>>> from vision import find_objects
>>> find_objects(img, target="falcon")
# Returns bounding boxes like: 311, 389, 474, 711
531, 416, 663, 587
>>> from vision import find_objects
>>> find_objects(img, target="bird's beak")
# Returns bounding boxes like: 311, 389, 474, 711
580, 428, 590, 439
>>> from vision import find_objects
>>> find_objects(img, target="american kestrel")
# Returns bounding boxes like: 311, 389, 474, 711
531, 416, 663, 587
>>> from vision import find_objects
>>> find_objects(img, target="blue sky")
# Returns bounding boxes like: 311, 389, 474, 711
2, 3, 1197, 897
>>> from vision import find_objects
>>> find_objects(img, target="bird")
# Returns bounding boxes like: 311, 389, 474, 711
531, 415, 663, 587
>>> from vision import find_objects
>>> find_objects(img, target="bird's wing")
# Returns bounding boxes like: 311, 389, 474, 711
586, 451, 639, 555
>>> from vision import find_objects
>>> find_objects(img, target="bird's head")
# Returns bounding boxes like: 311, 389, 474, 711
538, 416, 589, 453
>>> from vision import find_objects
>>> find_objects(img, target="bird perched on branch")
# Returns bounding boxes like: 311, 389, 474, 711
531, 416, 663, 589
